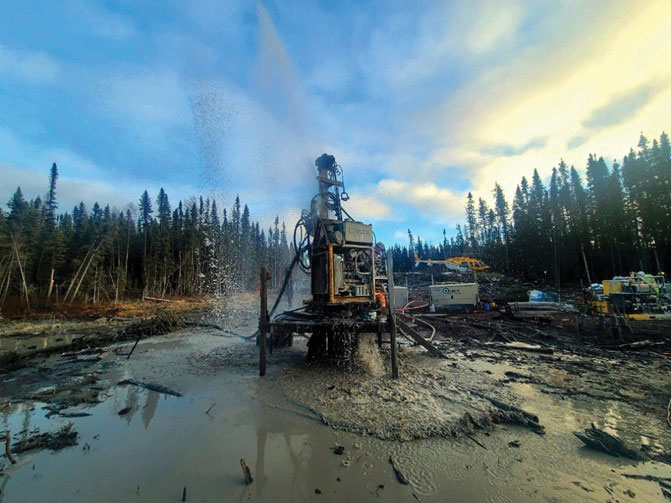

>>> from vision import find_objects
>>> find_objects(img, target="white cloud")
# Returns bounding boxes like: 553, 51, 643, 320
0, 44, 60, 84
358, 0, 524, 94
346, 179, 466, 225
463, 1, 522, 53
1, 162, 200, 214
344, 193, 392, 220
0, 127, 106, 181
408, 0, 671, 207
378, 179, 465, 221
74, 3, 136, 40
98, 69, 190, 126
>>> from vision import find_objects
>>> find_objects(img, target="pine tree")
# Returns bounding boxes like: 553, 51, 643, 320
465, 192, 477, 251
46, 163, 58, 224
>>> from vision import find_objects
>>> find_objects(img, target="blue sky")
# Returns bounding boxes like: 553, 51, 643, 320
1, 0, 670, 246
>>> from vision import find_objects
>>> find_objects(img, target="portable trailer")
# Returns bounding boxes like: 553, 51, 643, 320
258, 154, 399, 377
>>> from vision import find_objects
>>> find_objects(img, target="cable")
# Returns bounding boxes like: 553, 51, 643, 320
269, 252, 300, 319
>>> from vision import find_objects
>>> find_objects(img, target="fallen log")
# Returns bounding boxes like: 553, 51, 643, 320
617, 340, 664, 351
11, 423, 78, 454
126, 336, 141, 360
472, 392, 545, 435
509, 313, 555, 321
621, 473, 671, 483
184, 321, 224, 331
118, 379, 182, 397
144, 296, 177, 303
61, 348, 104, 357
573, 423, 646, 460
58, 411, 92, 418
484, 341, 554, 354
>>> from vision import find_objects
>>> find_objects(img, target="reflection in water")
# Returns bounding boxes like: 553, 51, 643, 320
252, 412, 317, 501
20, 407, 31, 443
123, 387, 139, 425
512, 378, 670, 454
142, 391, 159, 429
254, 429, 268, 500
112, 386, 160, 429
0, 474, 9, 503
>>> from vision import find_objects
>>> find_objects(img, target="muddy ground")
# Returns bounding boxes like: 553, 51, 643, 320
1, 295, 671, 502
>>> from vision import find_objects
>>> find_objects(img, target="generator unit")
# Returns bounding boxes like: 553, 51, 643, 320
429, 282, 479, 310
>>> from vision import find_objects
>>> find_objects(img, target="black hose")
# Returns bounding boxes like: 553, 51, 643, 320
269, 251, 300, 318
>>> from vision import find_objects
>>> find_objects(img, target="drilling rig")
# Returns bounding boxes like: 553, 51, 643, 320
258, 154, 399, 375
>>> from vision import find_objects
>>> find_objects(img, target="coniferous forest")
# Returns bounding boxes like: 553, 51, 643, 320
2, 132, 670, 309
393, 132, 671, 285
0, 163, 292, 309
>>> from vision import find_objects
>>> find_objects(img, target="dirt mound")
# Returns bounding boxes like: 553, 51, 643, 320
278, 350, 536, 441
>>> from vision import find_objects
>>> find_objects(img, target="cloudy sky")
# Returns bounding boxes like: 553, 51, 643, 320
1, 0, 670, 245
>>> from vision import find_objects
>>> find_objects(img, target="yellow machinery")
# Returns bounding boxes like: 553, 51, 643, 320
588, 272, 671, 320
414, 253, 490, 272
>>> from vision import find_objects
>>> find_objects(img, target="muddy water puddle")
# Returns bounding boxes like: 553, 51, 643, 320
1, 330, 670, 502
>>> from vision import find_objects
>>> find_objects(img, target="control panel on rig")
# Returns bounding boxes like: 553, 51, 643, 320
293, 154, 385, 309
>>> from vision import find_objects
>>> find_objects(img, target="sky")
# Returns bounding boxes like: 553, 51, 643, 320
1, 0, 670, 246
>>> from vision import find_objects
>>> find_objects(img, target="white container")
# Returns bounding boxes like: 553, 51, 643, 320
392, 286, 408, 310
429, 283, 479, 310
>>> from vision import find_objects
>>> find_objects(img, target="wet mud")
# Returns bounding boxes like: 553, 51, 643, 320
1, 301, 670, 502
278, 348, 531, 441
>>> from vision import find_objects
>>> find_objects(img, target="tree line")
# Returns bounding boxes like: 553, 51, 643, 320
396, 132, 671, 285
0, 163, 292, 309
3, 130, 668, 309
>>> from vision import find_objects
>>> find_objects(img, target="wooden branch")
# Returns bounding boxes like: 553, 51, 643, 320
63, 243, 95, 302
47, 267, 55, 300
70, 243, 101, 304
240, 458, 253, 484
0, 255, 13, 307
10, 231, 30, 309
574, 423, 645, 460
126, 336, 141, 360
144, 296, 177, 303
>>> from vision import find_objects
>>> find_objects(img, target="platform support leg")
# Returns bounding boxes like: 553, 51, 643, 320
386, 254, 399, 378
259, 267, 269, 376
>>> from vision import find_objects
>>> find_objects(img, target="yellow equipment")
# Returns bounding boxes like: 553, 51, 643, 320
588, 272, 670, 319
